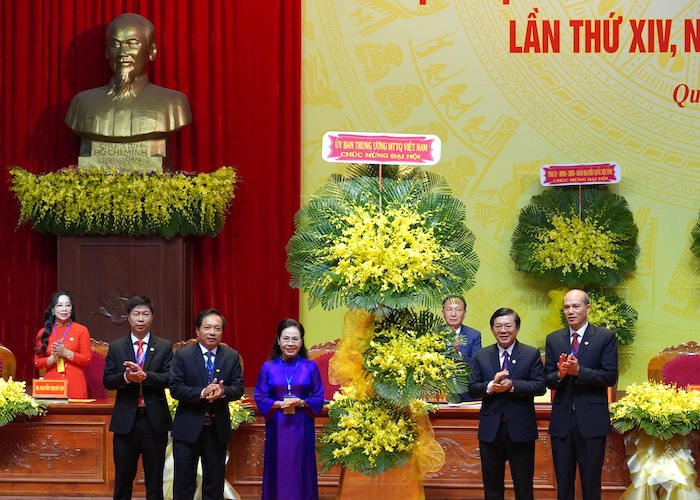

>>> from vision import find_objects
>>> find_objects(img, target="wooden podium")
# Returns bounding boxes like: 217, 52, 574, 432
57, 236, 193, 345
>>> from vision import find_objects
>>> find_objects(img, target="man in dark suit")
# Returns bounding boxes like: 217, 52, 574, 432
442, 295, 482, 401
468, 307, 545, 500
170, 308, 244, 500
545, 289, 618, 500
103, 295, 172, 500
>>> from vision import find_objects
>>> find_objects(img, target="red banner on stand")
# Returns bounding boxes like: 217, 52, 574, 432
540, 162, 621, 186
323, 131, 441, 165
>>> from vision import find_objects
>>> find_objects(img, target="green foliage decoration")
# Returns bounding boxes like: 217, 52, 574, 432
691, 214, 700, 266
286, 164, 479, 313
365, 309, 469, 406
511, 186, 639, 287
318, 394, 419, 476
9, 166, 236, 239
0, 378, 47, 427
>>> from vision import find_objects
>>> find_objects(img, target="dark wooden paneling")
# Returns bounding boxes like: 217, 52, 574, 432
57, 236, 193, 345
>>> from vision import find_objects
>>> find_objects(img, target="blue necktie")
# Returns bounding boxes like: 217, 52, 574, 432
502, 351, 509, 371
205, 351, 214, 383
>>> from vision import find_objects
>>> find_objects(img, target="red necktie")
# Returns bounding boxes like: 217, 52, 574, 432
571, 332, 580, 356
136, 340, 145, 365
136, 340, 145, 406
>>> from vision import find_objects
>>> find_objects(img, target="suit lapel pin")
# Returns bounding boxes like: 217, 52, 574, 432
584, 341, 589, 346
69, 337, 74, 341
512, 359, 517, 364
216, 368, 221, 373
150, 347, 155, 351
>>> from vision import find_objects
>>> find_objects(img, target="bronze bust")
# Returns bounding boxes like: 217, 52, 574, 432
65, 13, 192, 143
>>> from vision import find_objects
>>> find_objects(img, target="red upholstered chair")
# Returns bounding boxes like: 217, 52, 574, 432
85, 338, 111, 398
308, 339, 341, 402
648, 341, 700, 389
0, 343, 17, 380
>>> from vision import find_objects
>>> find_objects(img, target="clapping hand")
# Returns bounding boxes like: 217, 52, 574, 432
557, 353, 579, 378
204, 379, 225, 400
51, 341, 72, 359
123, 360, 147, 382
492, 369, 513, 393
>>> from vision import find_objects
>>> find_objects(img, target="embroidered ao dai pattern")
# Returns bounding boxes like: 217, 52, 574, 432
254, 356, 324, 500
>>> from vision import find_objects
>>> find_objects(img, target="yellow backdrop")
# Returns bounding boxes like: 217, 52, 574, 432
300, 0, 700, 389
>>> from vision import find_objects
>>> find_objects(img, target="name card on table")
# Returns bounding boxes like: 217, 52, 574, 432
32, 378, 68, 399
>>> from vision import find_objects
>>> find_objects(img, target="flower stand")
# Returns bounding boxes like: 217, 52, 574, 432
337, 459, 424, 500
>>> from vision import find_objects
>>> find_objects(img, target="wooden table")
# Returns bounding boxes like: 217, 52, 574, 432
0, 400, 648, 498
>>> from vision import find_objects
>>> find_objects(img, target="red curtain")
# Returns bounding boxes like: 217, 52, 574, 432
0, 0, 300, 386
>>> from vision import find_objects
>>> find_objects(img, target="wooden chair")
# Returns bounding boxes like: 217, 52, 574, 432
172, 338, 199, 352
307, 339, 341, 401
85, 338, 112, 398
648, 341, 700, 388
0, 343, 17, 380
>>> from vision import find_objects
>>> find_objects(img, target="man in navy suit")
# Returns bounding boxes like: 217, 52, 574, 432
545, 289, 618, 500
469, 307, 545, 499
170, 308, 244, 500
103, 295, 172, 500
442, 295, 482, 401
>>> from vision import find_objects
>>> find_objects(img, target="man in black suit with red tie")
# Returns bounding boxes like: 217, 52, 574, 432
545, 289, 618, 500
468, 307, 546, 500
169, 308, 244, 500
103, 295, 172, 500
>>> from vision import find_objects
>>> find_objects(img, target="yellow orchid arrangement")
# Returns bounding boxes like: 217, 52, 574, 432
610, 381, 700, 440
287, 164, 479, 313
511, 185, 639, 287
288, 165, 479, 478
165, 389, 254, 429
0, 378, 47, 426
365, 309, 469, 406
323, 203, 453, 295
533, 214, 621, 275
318, 394, 418, 476
10, 166, 236, 239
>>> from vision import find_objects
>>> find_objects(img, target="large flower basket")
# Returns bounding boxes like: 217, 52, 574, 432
610, 381, 700, 499
337, 458, 423, 500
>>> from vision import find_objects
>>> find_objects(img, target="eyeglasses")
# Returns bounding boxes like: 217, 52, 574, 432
280, 338, 302, 345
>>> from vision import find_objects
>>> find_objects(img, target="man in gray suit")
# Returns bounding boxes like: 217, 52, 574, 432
469, 307, 545, 500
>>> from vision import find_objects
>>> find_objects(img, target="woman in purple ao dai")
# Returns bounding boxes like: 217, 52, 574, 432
254, 318, 325, 500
